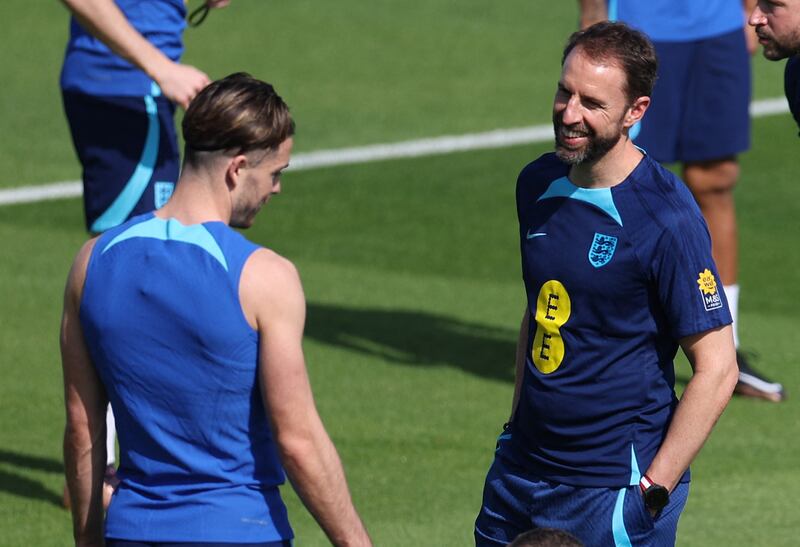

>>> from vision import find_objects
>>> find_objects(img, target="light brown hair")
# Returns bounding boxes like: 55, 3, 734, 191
182, 72, 294, 165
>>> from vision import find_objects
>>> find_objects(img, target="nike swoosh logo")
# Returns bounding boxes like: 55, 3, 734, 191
526, 231, 547, 239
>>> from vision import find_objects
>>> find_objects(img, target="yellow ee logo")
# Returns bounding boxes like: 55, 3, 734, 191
697, 268, 723, 311
532, 280, 571, 374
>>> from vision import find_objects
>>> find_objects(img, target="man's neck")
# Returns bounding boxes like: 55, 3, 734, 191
568, 138, 644, 189
156, 169, 232, 226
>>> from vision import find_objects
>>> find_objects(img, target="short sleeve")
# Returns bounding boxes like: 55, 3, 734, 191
651, 211, 732, 340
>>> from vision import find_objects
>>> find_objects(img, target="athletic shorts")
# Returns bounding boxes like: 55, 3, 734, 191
635, 28, 751, 164
62, 89, 180, 233
474, 455, 689, 547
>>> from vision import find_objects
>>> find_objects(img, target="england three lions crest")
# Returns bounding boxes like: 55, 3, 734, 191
588, 233, 617, 268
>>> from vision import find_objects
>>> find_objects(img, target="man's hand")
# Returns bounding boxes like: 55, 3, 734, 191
150, 59, 211, 109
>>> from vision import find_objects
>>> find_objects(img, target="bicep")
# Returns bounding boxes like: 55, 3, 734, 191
679, 325, 735, 373
246, 253, 317, 430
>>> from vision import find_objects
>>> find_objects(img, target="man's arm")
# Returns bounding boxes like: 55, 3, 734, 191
578, 0, 608, 29
241, 249, 371, 547
644, 325, 738, 492
61, 238, 107, 547
59, 0, 229, 108
509, 309, 530, 422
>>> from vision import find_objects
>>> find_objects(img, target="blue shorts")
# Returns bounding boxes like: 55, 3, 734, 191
635, 29, 751, 164
62, 89, 180, 233
474, 456, 689, 547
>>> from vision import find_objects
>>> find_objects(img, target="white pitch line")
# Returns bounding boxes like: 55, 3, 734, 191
0, 96, 790, 207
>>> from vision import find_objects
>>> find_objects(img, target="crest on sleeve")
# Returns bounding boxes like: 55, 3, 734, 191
588, 233, 618, 268
697, 269, 723, 311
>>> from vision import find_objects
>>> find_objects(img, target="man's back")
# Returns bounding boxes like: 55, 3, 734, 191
80, 213, 293, 543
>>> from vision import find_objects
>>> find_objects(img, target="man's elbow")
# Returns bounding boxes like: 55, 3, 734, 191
719, 355, 739, 401
276, 430, 318, 473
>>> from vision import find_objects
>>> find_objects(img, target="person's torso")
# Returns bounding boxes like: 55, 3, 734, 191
609, 0, 743, 42
61, 0, 187, 96
502, 153, 731, 487
80, 213, 293, 542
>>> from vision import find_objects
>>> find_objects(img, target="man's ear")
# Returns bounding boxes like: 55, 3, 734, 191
225, 154, 248, 191
624, 96, 650, 128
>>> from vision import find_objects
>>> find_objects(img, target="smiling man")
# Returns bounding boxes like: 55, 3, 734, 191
61, 73, 372, 547
474, 23, 738, 546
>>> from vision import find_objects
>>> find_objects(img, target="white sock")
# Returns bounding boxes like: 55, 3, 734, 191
723, 284, 740, 349
106, 404, 117, 467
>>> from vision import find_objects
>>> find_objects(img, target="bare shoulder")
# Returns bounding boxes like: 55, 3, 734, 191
240, 248, 305, 329
65, 237, 100, 304
245, 248, 300, 279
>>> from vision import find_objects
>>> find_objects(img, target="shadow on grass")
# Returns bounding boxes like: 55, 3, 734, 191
0, 449, 63, 506
305, 302, 517, 382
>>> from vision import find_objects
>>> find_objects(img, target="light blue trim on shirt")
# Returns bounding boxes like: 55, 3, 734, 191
537, 176, 623, 226
102, 217, 228, 271
629, 444, 642, 486
91, 93, 160, 233
611, 444, 642, 546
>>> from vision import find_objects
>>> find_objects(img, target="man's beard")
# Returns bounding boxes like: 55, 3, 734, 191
757, 28, 800, 60
553, 115, 623, 165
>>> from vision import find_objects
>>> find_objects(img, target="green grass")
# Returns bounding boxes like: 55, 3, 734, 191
0, 1, 798, 545
0, 0, 788, 187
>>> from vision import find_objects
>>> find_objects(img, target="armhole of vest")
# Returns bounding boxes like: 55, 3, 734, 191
234, 243, 262, 335
79, 237, 104, 314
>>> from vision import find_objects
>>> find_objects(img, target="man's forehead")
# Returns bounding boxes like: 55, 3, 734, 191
561, 48, 627, 93
563, 47, 624, 75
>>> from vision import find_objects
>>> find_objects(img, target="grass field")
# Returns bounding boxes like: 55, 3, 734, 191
0, 2, 798, 545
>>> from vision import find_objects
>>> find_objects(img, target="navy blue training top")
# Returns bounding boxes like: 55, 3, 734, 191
498, 153, 732, 488
785, 56, 800, 134
80, 213, 293, 543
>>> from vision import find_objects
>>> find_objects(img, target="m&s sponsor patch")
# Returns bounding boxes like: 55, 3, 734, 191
697, 269, 723, 312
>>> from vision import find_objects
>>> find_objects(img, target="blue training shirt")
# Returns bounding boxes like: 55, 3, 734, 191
80, 213, 293, 543
61, 0, 186, 96
609, 0, 744, 42
498, 153, 732, 488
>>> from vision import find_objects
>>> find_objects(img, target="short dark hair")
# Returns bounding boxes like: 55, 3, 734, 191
508, 527, 583, 547
562, 21, 657, 103
182, 72, 294, 163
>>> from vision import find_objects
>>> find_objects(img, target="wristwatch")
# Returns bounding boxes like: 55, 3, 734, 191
639, 474, 670, 514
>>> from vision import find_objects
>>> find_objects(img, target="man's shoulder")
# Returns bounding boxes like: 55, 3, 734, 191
622, 156, 709, 246
245, 248, 299, 280
240, 249, 304, 328
628, 155, 699, 216
518, 153, 568, 191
